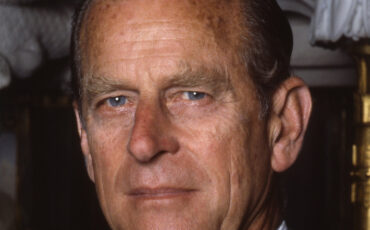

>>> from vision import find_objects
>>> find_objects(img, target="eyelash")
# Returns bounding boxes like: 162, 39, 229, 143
96, 90, 210, 110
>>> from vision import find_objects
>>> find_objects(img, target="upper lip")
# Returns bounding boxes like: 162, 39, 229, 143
127, 187, 197, 197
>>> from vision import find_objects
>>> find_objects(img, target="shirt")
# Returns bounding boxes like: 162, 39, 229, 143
277, 221, 288, 230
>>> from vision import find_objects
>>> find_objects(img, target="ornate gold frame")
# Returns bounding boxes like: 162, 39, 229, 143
351, 42, 370, 229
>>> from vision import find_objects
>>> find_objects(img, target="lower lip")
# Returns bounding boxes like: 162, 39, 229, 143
128, 189, 196, 200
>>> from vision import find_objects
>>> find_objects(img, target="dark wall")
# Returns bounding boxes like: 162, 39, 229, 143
0, 59, 110, 230
283, 88, 353, 230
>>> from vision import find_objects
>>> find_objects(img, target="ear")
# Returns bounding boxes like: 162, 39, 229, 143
73, 101, 95, 182
268, 77, 312, 172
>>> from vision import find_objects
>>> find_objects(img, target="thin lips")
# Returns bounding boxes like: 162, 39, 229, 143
128, 187, 197, 197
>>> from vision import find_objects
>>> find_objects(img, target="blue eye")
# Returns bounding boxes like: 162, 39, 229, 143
184, 91, 206, 100
107, 96, 127, 107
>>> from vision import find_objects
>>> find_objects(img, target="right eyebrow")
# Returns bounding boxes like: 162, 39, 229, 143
83, 75, 136, 104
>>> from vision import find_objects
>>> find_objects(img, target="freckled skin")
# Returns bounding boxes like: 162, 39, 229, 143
77, 0, 280, 230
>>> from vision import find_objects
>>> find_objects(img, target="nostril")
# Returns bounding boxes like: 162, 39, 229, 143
127, 132, 180, 163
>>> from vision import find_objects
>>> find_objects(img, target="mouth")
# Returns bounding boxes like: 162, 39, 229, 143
127, 187, 197, 199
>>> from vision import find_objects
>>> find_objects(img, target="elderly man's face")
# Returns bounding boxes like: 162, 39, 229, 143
75, 1, 308, 230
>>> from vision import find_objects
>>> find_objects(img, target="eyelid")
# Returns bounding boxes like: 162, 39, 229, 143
165, 87, 212, 98
166, 90, 213, 107
181, 91, 207, 100
91, 91, 138, 108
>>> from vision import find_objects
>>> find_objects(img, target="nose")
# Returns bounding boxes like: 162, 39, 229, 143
127, 102, 179, 163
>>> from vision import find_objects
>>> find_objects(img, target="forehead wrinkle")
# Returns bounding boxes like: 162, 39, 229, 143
111, 37, 204, 45
119, 20, 197, 32
114, 20, 215, 43
100, 39, 203, 62
97, 55, 181, 64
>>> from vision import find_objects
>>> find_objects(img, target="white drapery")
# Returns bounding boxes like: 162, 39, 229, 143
311, 0, 370, 43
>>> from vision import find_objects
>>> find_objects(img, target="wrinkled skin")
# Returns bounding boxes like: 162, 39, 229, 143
74, 1, 312, 230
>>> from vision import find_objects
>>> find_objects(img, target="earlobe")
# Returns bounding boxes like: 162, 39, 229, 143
269, 77, 312, 172
73, 102, 95, 182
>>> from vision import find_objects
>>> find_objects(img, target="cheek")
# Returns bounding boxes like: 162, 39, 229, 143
88, 120, 127, 169
86, 119, 130, 207
226, 119, 272, 228
184, 107, 270, 229
176, 110, 248, 216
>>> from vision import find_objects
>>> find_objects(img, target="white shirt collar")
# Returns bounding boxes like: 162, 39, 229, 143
277, 221, 288, 230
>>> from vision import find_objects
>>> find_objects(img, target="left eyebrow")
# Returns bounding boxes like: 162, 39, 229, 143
163, 66, 232, 94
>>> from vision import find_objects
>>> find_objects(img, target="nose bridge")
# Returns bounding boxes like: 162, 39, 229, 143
134, 101, 161, 140
127, 99, 178, 163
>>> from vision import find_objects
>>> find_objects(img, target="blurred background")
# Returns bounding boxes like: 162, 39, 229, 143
0, 0, 366, 229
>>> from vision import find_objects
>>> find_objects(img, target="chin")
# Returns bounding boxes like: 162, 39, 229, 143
109, 213, 220, 230
104, 198, 224, 230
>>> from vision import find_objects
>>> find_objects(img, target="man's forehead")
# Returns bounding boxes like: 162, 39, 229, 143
81, 0, 244, 49
78, 0, 248, 82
